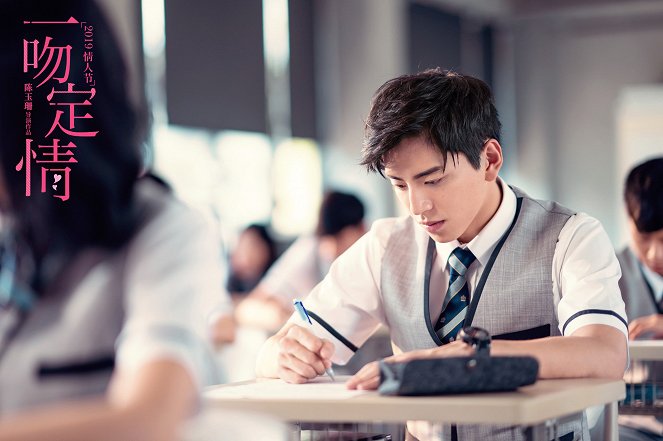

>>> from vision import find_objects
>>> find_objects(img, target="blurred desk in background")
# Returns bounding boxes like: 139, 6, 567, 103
622, 340, 663, 416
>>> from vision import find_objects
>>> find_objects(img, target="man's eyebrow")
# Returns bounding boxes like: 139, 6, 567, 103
386, 166, 443, 181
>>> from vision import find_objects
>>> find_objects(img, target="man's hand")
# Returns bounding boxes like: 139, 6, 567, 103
629, 314, 663, 340
346, 340, 474, 390
275, 325, 335, 383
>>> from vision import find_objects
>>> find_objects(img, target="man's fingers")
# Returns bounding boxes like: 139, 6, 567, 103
346, 361, 380, 390
280, 351, 322, 378
356, 375, 381, 390
320, 339, 335, 361
287, 326, 325, 353
275, 325, 337, 383
278, 365, 309, 384
280, 336, 327, 375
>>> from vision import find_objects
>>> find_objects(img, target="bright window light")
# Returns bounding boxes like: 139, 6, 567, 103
272, 138, 322, 236
141, 0, 165, 58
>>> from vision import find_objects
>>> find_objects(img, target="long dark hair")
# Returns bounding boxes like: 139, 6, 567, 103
0, 0, 145, 266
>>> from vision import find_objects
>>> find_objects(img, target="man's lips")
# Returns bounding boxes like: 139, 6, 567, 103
420, 220, 444, 233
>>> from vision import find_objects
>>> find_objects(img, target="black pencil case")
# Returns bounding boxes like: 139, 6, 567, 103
378, 355, 539, 396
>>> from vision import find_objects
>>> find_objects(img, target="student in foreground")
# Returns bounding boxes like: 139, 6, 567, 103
0, 1, 231, 440
617, 157, 663, 441
256, 69, 628, 440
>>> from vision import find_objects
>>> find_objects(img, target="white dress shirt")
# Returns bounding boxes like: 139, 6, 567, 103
115, 185, 231, 388
293, 179, 627, 364
259, 236, 329, 306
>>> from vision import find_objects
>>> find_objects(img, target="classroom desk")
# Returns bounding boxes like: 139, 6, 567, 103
205, 377, 624, 441
621, 340, 663, 417
628, 340, 663, 361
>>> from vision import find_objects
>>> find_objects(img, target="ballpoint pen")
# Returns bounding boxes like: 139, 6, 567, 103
293, 299, 336, 381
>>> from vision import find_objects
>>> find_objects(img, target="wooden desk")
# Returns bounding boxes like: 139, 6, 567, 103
628, 340, 663, 361
621, 341, 663, 418
205, 378, 624, 440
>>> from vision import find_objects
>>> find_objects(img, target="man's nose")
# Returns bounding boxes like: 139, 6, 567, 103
409, 191, 432, 215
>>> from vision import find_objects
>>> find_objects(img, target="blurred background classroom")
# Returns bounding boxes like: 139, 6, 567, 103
106, 0, 662, 254
101, 0, 662, 378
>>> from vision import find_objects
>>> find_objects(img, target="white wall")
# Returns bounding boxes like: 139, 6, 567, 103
494, 2, 663, 243
615, 86, 663, 246
314, 0, 408, 221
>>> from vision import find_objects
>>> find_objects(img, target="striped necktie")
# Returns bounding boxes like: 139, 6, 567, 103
435, 247, 476, 344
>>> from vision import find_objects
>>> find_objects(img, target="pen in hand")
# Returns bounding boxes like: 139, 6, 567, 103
293, 299, 336, 381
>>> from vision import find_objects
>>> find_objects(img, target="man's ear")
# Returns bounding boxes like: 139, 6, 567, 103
483, 139, 503, 181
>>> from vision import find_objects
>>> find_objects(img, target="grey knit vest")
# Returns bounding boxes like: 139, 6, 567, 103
618, 246, 661, 321
380, 186, 588, 441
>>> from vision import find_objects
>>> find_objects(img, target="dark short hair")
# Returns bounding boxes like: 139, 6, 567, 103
361, 68, 501, 175
316, 191, 365, 237
244, 224, 277, 266
624, 157, 663, 233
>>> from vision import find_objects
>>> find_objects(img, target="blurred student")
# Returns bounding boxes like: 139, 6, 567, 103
257, 69, 628, 441
235, 191, 366, 332
619, 157, 663, 339
210, 224, 276, 347
617, 157, 663, 441
226, 224, 277, 297
0, 1, 231, 440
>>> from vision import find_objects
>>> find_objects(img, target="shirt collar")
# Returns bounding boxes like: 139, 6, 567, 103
640, 261, 663, 303
435, 178, 517, 268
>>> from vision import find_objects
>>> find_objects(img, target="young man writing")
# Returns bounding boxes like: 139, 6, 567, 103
256, 69, 628, 440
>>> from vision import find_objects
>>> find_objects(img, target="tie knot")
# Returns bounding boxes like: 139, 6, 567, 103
448, 247, 476, 276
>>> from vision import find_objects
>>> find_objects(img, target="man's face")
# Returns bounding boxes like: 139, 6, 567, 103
628, 219, 663, 276
383, 135, 499, 244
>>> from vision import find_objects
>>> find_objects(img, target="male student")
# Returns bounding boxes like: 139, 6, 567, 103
256, 69, 628, 440
235, 191, 366, 332
617, 157, 663, 441
619, 157, 663, 339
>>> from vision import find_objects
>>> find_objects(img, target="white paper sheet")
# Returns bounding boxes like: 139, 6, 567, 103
206, 377, 370, 400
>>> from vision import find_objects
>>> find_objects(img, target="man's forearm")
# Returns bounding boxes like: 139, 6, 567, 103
490, 325, 627, 379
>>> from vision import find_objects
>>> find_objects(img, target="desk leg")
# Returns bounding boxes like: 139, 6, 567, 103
602, 401, 618, 441
291, 422, 301, 441
524, 423, 547, 441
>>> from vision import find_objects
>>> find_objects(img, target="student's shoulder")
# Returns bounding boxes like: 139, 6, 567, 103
556, 211, 615, 255
367, 216, 426, 248
368, 215, 413, 235
560, 211, 606, 234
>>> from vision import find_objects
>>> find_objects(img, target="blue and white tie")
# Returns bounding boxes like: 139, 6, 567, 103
435, 247, 476, 344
